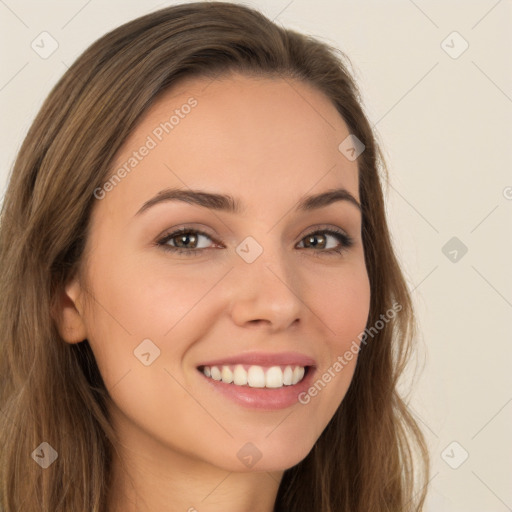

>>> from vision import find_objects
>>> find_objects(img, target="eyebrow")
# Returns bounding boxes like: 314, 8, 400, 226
134, 187, 361, 217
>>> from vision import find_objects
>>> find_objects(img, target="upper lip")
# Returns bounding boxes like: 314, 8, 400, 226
197, 351, 316, 368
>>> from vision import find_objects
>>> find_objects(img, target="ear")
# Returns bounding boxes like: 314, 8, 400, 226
52, 275, 88, 344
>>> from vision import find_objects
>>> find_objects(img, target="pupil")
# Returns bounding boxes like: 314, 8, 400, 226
179, 233, 195, 247
308, 234, 324, 248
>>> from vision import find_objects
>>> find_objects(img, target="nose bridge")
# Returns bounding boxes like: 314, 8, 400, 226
228, 232, 303, 329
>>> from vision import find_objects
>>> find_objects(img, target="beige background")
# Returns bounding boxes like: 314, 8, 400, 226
1, 1, 511, 510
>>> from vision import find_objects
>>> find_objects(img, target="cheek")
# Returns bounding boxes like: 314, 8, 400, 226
81, 262, 199, 440
85, 252, 218, 337
299, 263, 370, 414
308, 261, 371, 350
81, 254, 230, 388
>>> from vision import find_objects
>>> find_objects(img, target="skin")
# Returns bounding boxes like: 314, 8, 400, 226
55, 72, 371, 512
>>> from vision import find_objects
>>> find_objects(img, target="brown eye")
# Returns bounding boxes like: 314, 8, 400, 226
157, 228, 217, 256
297, 229, 354, 255
156, 227, 354, 258
170, 232, 199, 249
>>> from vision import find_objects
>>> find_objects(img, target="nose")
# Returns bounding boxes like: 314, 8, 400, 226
228, 241, 303, 331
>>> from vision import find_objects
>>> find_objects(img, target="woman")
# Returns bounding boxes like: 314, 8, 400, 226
0, 2, 429, 511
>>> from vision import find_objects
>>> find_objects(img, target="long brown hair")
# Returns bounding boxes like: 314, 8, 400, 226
0, 2, 429, 510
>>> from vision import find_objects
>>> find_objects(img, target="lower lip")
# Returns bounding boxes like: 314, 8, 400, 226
197, 367, 316, 410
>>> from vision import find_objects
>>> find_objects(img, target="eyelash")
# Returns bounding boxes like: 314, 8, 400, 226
156, 226, 354, 257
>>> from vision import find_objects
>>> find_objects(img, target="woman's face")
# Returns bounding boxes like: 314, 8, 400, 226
66, 72, 370, 473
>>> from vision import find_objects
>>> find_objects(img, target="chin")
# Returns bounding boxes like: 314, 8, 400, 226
208, 434, 316, 474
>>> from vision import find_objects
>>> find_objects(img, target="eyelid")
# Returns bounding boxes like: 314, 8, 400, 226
157, 222, 351, 241
296, 223, 350, 240
157, 222, 350, 241
156, 222, 217, 239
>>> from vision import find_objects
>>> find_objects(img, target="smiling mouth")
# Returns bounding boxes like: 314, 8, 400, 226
197, 364, 310, 389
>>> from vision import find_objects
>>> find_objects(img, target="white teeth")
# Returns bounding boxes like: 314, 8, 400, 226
210, 366, 221, 381
221, 366, 233, 384
265, 366, 283, 388
201, 364, 307, 388
247, 366, 265, 388
283, 366, 293, 385
292, 366, 305, 385
233, 364, 248, 385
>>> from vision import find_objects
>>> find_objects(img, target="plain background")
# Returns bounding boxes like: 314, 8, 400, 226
1, 1, 511, 510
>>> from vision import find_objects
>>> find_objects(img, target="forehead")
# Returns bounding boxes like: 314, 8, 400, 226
98, 73, 360, 221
